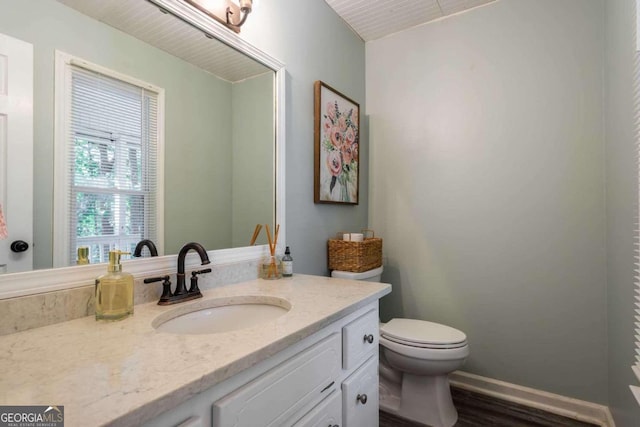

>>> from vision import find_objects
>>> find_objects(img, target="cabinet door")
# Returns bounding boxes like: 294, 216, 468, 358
293, 390, 342, 427
342, 356, 379, 427
213, 333, 341, 427
342, 309, 378, 370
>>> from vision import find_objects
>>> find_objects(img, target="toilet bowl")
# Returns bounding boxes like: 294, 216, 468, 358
379, 318, 469, 427
331, 267, 469, 427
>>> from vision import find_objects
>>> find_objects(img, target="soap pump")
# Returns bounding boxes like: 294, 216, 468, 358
95, 250, 134, 321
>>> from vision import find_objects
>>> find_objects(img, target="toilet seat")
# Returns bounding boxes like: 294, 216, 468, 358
382, 334, 467, 349
380, 335, 470, 361
380, 318, 467, 349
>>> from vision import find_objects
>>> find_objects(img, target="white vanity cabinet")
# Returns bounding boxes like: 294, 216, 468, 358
144, 302, 380, 427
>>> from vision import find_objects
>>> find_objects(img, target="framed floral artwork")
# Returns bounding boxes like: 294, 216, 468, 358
314, 81, 360, 204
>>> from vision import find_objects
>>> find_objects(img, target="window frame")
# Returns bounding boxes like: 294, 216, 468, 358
53, 51, 165, 267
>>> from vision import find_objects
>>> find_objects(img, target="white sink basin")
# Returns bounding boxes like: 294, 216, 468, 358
152, 296, 291, 335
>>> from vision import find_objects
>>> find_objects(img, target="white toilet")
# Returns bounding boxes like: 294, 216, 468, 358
331, 266, 469, 427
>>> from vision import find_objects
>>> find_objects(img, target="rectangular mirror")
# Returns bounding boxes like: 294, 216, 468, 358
0, 0, 280, 277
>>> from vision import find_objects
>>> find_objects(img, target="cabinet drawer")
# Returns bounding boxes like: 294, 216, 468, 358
342, 309, 378, 370
342, 355, 379, 427
175, 416, 202, 427
293, 390, 342, 427
212, 333, 341, 427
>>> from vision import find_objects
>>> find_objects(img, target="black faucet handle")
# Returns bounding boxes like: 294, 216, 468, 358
144, 275, 173, 304
191, 268, 212, 276
188, 269, 211, 294
143, 275, 169, 284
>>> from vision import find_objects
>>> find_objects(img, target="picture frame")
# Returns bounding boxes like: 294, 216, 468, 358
314, 80, 360, 205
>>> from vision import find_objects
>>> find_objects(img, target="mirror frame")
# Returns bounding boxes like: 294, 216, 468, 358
0, 0, 286, 299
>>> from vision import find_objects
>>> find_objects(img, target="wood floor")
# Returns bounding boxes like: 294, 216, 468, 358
379, 387, 600, 427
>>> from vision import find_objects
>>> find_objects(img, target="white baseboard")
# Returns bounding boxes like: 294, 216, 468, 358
449, 371, 615, 427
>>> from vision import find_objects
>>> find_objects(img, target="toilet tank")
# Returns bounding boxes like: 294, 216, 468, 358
331, 266, 384, 282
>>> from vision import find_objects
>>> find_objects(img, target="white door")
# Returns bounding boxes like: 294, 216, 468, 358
0, 33, 33, 273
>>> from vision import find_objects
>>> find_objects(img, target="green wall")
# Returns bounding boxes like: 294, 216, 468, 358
231, 73, 274, 248
238, 0, 368, 274
367, 0, 607, 404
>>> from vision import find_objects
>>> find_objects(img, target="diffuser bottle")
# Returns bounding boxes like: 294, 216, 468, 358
95, 250, 134, 321
282, 246, 293, 277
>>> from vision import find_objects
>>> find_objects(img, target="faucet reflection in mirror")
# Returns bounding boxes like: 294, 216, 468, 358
133, 239, 159, 258
184, 0, 253, 33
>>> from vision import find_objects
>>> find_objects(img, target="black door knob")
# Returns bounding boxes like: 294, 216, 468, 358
10, 240, 29, 253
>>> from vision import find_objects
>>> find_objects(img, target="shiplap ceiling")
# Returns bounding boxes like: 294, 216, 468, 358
325, 0, 497, 41
56, 0, 270, 82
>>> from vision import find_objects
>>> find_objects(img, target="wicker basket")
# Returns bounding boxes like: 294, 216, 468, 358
328, 229, 382, 273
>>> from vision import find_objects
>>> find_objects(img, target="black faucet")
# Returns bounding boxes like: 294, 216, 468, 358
175, 242, 211, 296
143, 242, 211, 305
133, 239, 158, 257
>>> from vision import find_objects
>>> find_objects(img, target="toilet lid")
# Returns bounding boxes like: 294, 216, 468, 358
380, 318, 467, 348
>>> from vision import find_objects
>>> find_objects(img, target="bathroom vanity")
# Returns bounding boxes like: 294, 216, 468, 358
0, 275, 390, 426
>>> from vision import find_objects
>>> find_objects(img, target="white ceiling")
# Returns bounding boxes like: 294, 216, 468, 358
325, 0, 497, 41
56, 0, 498, 78
56, 0, 270, 82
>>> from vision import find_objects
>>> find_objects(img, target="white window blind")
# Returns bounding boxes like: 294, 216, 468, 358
66, 65, 159, 265
633, 0, 640, 407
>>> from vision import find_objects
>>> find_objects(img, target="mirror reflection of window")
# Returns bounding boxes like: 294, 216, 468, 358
0, 0, 277, 277
55, 54, 163, 266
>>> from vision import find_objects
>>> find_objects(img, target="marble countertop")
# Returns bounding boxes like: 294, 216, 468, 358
0, 274, 390, 426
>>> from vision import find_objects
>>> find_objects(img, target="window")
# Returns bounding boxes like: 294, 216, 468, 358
633, 0, 640, 407
54, 52, 163, 266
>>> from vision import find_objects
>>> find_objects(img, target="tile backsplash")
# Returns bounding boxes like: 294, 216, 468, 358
0, 259, 261, 336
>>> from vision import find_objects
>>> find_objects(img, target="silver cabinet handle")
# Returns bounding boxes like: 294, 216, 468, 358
363, 334, 374, 344
357, 393, 368, 404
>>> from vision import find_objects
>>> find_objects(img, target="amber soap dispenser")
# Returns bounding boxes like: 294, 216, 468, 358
95, 250, 134, 321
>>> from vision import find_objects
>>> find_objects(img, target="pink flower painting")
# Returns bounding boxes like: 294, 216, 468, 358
314, 81, 359, 204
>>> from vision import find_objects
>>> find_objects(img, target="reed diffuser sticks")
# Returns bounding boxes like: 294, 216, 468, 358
249, 224, 262, 246
264, 224, 280, 278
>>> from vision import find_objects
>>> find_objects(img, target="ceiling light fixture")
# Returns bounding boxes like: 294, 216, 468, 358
184, 0, 253, 33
